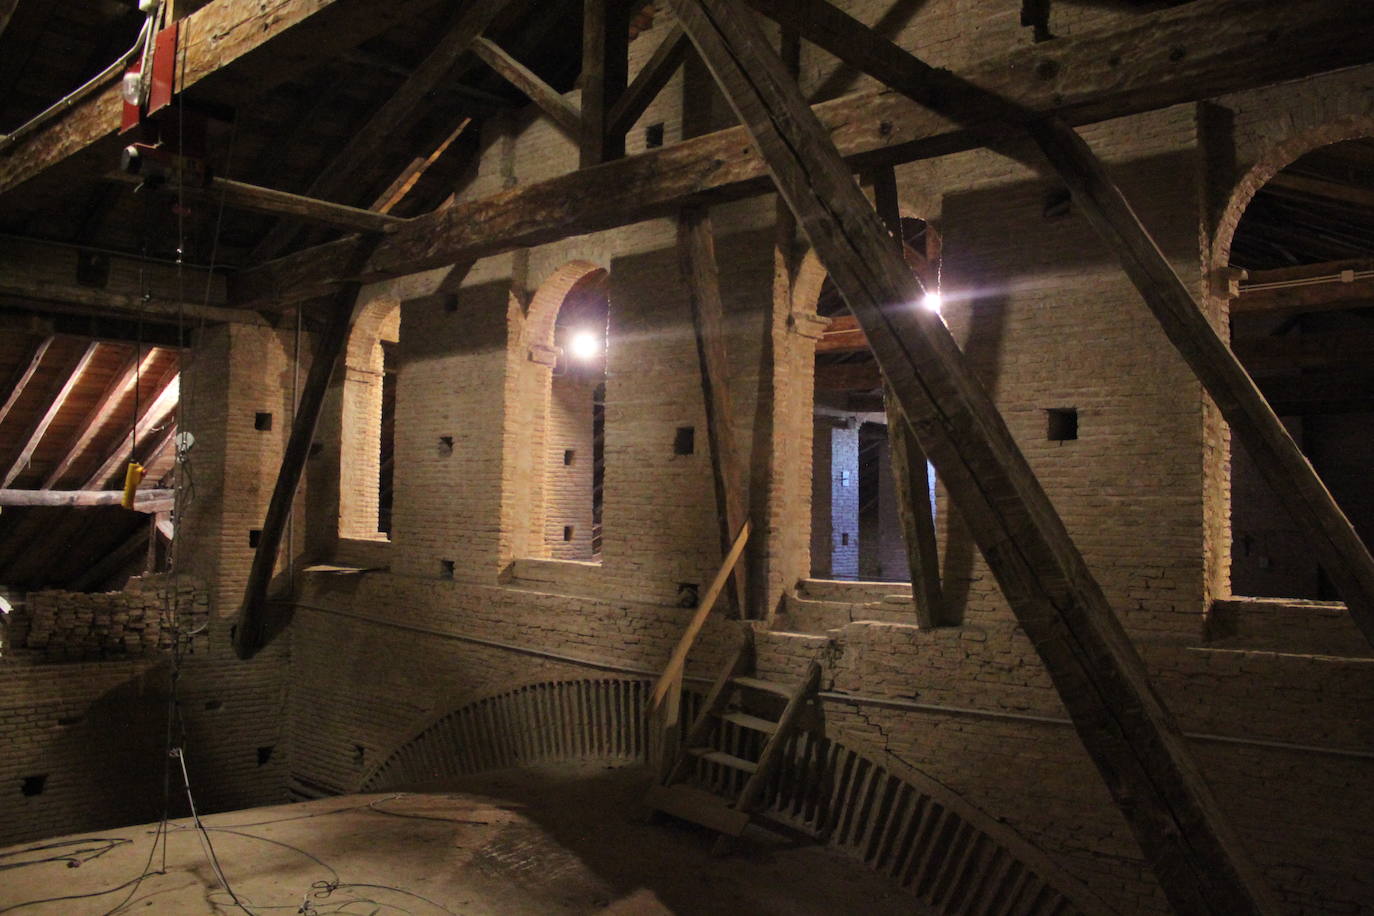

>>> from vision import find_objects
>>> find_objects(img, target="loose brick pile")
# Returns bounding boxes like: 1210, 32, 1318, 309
5, 577, 209, 661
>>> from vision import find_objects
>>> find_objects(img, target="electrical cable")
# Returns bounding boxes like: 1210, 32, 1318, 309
0, 838, 131, 871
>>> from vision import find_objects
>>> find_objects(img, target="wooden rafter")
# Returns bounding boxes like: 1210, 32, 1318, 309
665, 0, 1279, 911
607, 24, 690, 137
473, 37, 581, 137
1234, 259, 1374, 316
0, 0, 447, 199
233, 0, 1374, 311
677, 207, 750, 618
0, 488, 176, 513
105, 173, 408, 235
0, 336, 54, 428
249, 0, 515, 262
2, 341, 100, 488
81, 369, 180, 490
41, 347, 156, 489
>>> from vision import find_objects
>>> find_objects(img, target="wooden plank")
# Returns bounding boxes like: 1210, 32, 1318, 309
234, 0, 1374, 310
0, 335, 54, 427
580, 0, 631, 166
816, 314, 869, 353
872, 165, 945, 627
2, 342, 100, 488
0, 0, 449, 199
234, 238, 387, 660
41, 347, 153, 489
0, 280, 261, 327
663, 633, 753, 785
81, 368, 180, 490
647, 520, 751, 708
472, 37, 581, 137
107, 173, 408, 234
678, 207, 750, 618
608, 24, 690, 137
0, 488, 176, 513
1267, 172, 1374, 210
666, 1, 1279, 912
643, 782, 751, 834
1028, 114, 1374, 653
735, 661, 820, 813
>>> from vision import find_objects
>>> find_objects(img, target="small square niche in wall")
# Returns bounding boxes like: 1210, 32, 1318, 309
440, 560, 455, 580
1046, 407, 1078, 442
645, 122, 665, 148
254, 412, 273, 431
564, 449, 576, 466
438, 436, 454, 457
673, 426, 695, 455
563, 525, 574, 542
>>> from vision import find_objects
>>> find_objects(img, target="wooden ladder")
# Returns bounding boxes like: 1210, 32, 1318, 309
644, 630, 823, 852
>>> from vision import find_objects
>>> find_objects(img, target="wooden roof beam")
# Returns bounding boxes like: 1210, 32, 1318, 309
472, 37, 581, 137
249, 0, 516, 261
0, 488, 175, 513
667, 0, 1279, 910
41, 346, 157, 489
0, 0, 450, 200
608, 24, 690, 137
1233, 259, 1374, 316
2, 341, 100, 488
233, 0, 1374, 310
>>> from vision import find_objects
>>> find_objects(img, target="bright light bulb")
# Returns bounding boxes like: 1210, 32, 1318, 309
922, 291, 943, 313
121, 71, 144, 106
568, 330, 600, 361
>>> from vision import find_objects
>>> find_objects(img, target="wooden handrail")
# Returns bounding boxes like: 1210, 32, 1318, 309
648, 520, 751, 710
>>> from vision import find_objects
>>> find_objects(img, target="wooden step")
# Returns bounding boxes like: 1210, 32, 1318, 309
719, 711, 779, 734
731, 675, 792, 697
644, 783, 750, 836
688, 747, 759, 773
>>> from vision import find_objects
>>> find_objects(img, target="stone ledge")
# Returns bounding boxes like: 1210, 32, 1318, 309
1204, 597, 1371, 658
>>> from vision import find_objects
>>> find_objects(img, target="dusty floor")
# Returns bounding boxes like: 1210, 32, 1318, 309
0, 761, 926, 914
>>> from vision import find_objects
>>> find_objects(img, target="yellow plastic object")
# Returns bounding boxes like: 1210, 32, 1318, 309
120, 461, 146, 510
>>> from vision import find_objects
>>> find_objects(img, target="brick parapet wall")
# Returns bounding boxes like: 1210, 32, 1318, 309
4, 576, 209, 662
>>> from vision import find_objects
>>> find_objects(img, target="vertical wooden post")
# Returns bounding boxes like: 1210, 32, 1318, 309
678, 207, 750, 618
581, 0, 630, 167
871, 166, 946, 627
667, 0, 1278, 910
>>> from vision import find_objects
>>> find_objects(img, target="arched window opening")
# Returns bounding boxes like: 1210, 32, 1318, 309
810, 218, 939, 581
1228, 137, 1374, 599
546, 270, 609, 561
340, 299, 400, 541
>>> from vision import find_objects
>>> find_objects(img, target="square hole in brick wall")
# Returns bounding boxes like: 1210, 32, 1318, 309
673, 426, 695, 455
56, 715, 83, 727
563, 525, 574, 542
204, 699, 223, 711
677, 582, 699, 607
254, 412, 273, 431
841, 532, 850, 546
438, 436, 454, 457
248, 529, 262, 548
563, 448, 575, 466
1043, 188, 1072, 220
1046, 407, 1078, 441
257, 746, 275, 766
645, 122, 665, 148
21, 774, 46, 797
439, 560, 455, 580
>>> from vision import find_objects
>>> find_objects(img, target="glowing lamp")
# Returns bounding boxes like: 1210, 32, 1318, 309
568, 330, 601, 361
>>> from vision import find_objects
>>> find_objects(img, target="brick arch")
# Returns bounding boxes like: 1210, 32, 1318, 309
782, 209, 941, 589
1212, 115, 1374, 270
359, 677, 1107, 915
338, 297, 400, 540
524, 260, 607, 358
503, 261, 610, 562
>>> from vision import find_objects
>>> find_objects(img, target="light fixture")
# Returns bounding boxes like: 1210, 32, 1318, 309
568, 329, 601, 361
922, 291, 943, 313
